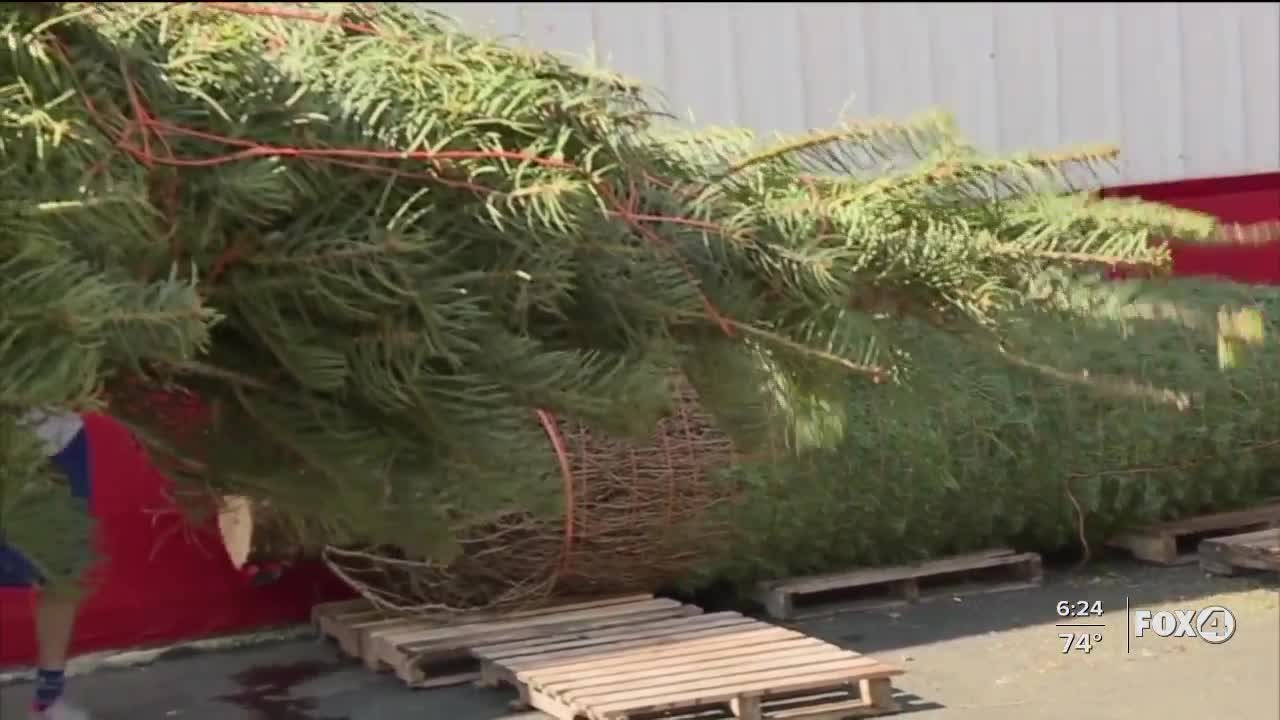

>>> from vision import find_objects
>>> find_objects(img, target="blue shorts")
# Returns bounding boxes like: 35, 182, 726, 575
0, 428, 92, 588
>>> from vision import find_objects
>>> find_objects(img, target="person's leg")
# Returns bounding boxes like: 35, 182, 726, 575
29, 426, 93, 718
35, 589, 80, 669
0, 542, 82, 715
31, 587, 79, 711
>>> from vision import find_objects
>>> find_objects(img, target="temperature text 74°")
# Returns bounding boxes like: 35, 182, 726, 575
1060, 632, 1102, 654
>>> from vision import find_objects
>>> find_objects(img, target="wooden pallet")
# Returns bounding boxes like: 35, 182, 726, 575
313, 594, 701, 688
312, 598, 384, 658
1107, 500, 1280, 565
756, 548, 1042, 621
473, 611, 903, 720
1199, 528, 1280, 576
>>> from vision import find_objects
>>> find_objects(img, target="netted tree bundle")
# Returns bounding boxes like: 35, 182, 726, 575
321, 381, 745, 615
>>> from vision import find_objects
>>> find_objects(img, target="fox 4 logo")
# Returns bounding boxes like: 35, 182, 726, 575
1133, 606, 1236, 644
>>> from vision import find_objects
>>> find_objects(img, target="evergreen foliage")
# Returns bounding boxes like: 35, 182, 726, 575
2, 2, 1275, 593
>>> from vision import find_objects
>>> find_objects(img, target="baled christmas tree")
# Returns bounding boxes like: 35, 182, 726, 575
3, 2, 1271, 604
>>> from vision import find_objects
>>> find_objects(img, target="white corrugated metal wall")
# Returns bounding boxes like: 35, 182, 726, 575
426, 2, 1280, 186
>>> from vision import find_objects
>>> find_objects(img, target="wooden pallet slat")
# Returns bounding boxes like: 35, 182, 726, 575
454, 594, 661, 625
480, 623, 787, 688
580, 655, 885, 708
584, 679, 891, 720
516, 664, 900, 720
509, 687, 895, 720
477, 612, 757, 662
1199, 527, 1280, 576
586, 659, 898, 720
1108, 500, 1280, 565
545, 644, 860, 699
313, 593, 704, 688
382, 598, 693, 688
491, 614, 783, 669
516, 632, 821, 685
766, 684, 895, 720
313, 600, 400, 658
481, 614, 762, 671
311, 598, 374, 625
776, 549, 1013, 595
370, 597, 685, 652
757, 548, 1042, 620
376, 604, 704, 681
314, 600, 383, 643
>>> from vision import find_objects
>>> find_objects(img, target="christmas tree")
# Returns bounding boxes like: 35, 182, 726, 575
3, 2, 1273, 601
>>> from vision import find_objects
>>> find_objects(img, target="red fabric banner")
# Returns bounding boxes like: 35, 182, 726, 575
1104, 171, 1280, 284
